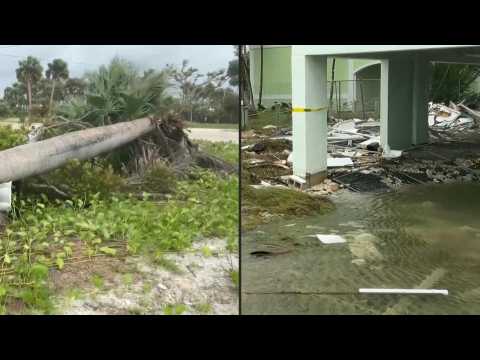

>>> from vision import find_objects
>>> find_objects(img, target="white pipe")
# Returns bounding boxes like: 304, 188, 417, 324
359, 288, 448, 295
0, 181, 12, 212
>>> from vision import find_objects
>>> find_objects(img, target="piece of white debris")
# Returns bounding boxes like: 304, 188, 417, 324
383, 150, 403, 160
359, 288, 448, 295
316, 234, 347, 244
327, 157, 354, 168
288, 175, 307, 184
351, 259, 366, 266
287, 152, 293, 164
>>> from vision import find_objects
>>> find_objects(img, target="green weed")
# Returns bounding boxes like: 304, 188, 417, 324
194, 302, 213, 314
230, 269, 239, 288
91, 274, 104, 289
163, 303, 187, 315
122, 273, 134, 286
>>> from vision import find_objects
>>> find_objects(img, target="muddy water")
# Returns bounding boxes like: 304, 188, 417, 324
242, 183, 480, 314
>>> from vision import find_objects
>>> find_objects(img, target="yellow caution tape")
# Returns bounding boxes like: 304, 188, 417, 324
292, 107, 327, 113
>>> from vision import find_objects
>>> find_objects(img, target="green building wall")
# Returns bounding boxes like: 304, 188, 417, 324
249, 46, 380, 108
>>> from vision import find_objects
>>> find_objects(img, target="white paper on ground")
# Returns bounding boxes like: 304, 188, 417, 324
327, 157, 354, 167
359, 288, 448, 295
317, 234, 347, 244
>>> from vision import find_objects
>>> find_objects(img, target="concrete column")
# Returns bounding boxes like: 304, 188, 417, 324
412, 56, 431, 145
292, 54, 328, 186
380, 58, 414, 153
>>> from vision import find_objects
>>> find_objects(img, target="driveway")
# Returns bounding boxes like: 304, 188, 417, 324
185, 128, 238, 143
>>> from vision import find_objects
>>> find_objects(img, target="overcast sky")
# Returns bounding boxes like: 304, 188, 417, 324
0, 45, 236, 94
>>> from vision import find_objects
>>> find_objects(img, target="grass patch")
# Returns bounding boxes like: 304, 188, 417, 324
242, 186, 334, 230
195, 140, 238, 165
184, 121, 237, 129
246, 109, 291, 132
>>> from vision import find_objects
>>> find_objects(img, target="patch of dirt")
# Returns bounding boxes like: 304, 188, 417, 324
50, 255, 130, 294
53, 238, 238, 315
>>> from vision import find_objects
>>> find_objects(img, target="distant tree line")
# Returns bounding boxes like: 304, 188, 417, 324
0, 52, 239, 125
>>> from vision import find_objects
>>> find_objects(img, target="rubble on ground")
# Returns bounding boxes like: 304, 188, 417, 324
241, 102, 480, 194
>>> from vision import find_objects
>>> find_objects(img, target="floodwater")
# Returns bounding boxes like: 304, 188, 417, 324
242, 183, 480, 315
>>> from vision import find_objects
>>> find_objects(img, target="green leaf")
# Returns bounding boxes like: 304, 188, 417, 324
99, 247, 117, 256
56, 257, 64, 270
64, 246, 73, 257
30, 263, 49, 281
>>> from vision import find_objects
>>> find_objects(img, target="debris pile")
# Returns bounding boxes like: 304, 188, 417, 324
242, 102, 480, 194
428, 102, 478, 141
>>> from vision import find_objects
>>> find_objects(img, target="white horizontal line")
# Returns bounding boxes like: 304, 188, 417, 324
359, 288, 448, 295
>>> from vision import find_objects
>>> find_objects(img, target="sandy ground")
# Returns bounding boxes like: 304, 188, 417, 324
186, 128, 239, 143
53, 238, 239, 315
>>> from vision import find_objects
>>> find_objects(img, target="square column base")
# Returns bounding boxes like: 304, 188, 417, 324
306, 170, 328, 187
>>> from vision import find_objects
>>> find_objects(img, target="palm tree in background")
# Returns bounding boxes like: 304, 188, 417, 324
46, 59, 69, 115
16, 56, 43, 120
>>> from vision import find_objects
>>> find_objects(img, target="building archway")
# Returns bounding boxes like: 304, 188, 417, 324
353, 62, 381, 116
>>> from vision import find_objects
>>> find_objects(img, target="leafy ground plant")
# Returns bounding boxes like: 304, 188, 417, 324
0, 169, 238, 314
0, 124, 28, 151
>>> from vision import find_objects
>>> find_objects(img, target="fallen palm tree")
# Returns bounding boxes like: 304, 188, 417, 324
0, 116, 235, 185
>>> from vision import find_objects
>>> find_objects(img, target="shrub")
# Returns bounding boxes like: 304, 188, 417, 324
22, 159, 124, 202
0, 125, 28, 151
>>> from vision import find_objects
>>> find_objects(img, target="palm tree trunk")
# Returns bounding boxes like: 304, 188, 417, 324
0, 118, 156, 183
49, 81, 56, 115
27, 80, 32, 122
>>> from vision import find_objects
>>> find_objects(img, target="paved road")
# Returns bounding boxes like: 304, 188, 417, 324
185, 128, 239, 143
